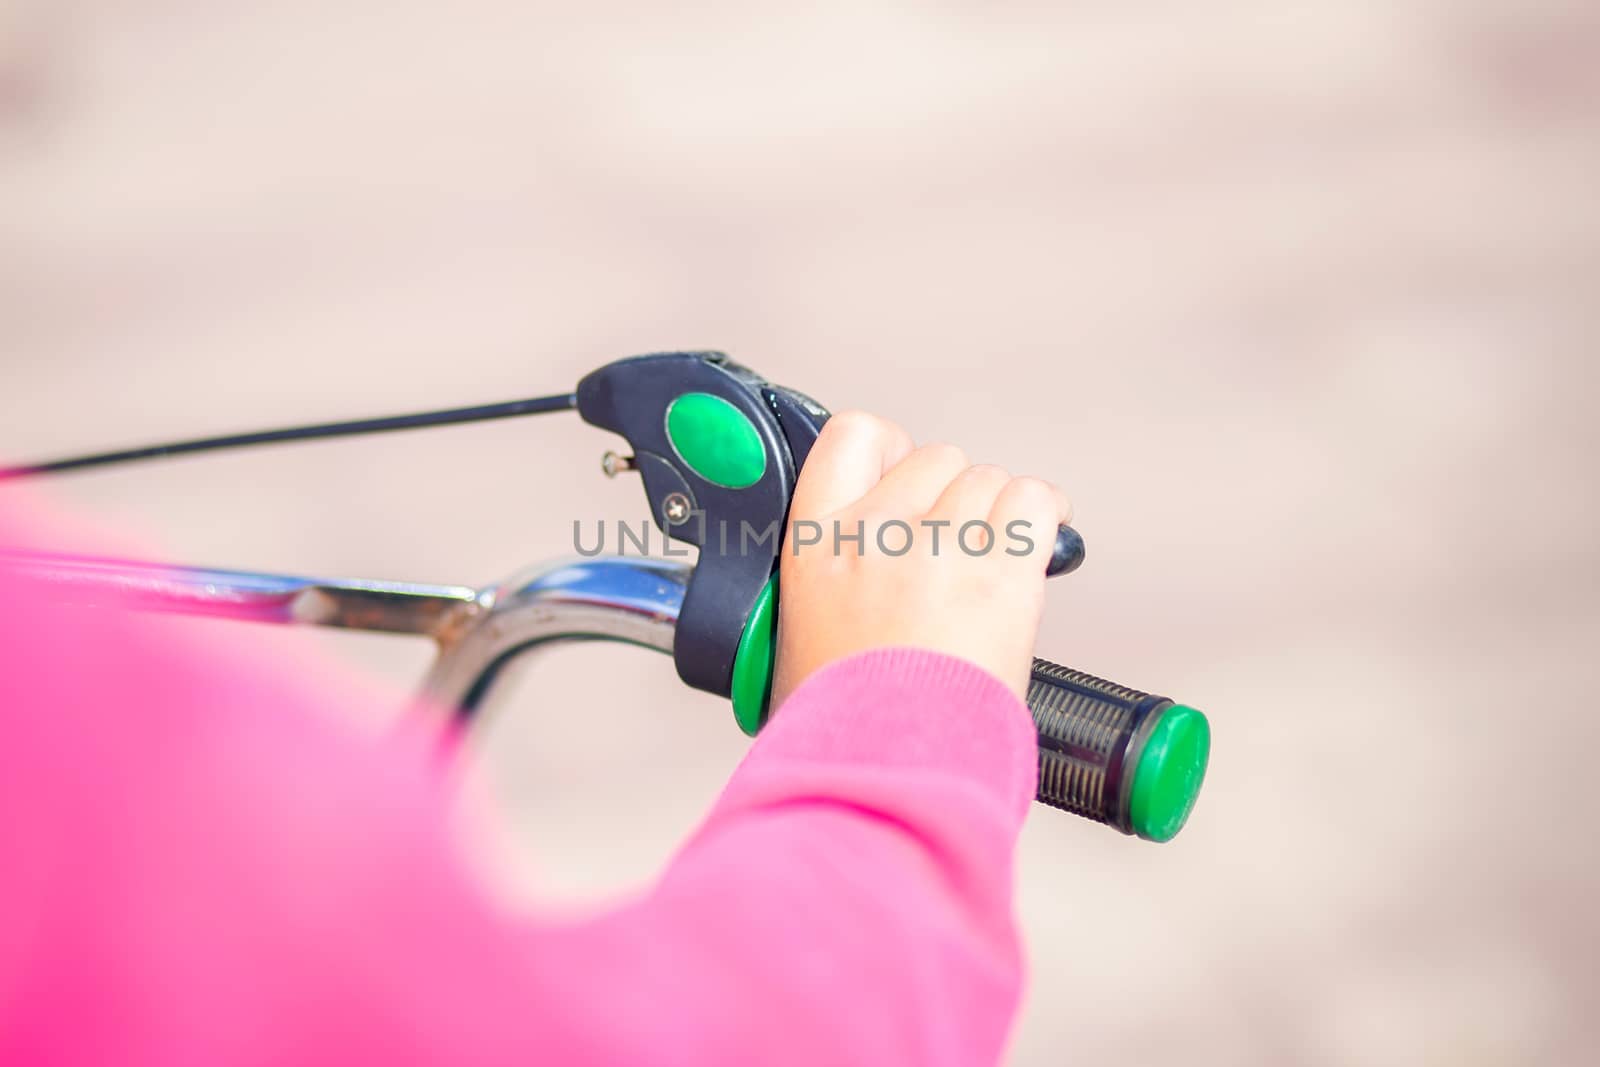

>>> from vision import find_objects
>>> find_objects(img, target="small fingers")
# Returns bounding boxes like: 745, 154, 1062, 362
791, 411, 916, 520
928, 464, 1012, 551
864, 442, 970, 515
989, 476, 1074, 569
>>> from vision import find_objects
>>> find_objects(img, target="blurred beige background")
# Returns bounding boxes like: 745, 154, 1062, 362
3, 1, 1597, 1063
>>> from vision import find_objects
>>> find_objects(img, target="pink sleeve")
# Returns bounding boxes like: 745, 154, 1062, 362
0, 506, 1037, 1067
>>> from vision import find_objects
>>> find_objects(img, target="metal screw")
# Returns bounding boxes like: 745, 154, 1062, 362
601, 451, 637, 478
662, 492, 692, 525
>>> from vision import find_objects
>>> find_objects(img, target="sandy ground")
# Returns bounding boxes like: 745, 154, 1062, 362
3, 2, 1597, 1063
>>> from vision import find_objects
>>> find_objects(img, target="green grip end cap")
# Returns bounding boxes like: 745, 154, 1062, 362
731, 576, 778, 736
1128, 704, 1210, 842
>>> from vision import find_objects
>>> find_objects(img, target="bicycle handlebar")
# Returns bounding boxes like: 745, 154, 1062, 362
2, 552, 1209, 841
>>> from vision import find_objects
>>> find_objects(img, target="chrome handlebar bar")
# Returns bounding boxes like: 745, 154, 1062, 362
1, 552, 693, 719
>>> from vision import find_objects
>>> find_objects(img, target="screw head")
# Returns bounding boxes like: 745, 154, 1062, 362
662, 492, 692, 525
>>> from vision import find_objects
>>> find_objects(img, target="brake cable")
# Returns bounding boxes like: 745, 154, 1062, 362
0, 392, 578, 480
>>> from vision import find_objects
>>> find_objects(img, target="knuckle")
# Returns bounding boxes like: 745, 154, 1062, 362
964, 462, 1010, 483
828, 410, 912, 454
921, 442, 968, 468
824, 409, 882, 439
1014, 474, 1056, 497
1006, 476, 1058, 513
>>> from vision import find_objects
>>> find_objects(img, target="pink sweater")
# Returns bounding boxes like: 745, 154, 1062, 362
0, 504, 1038, 1066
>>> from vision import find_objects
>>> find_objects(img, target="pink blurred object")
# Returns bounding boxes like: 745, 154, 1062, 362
0, 499, 1036, 1066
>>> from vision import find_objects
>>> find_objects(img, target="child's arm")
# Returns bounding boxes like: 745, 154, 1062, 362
0, 413, 1069, 1067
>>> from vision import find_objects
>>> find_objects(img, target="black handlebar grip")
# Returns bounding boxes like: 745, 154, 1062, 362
1027, 658, 1210, 842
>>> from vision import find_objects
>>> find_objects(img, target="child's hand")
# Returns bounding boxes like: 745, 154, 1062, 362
772, 411, 1072, 707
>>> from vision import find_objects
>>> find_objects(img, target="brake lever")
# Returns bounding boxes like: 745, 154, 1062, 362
575, 351, 1087, 734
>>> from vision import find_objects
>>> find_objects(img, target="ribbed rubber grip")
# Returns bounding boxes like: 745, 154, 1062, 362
1027, 658, 1194, 839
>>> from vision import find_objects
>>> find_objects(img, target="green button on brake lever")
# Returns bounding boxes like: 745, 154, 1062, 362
665, 392, 768, 489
